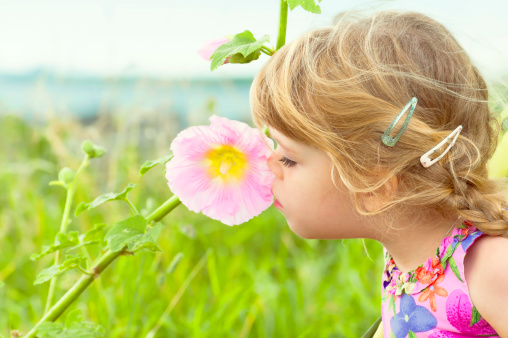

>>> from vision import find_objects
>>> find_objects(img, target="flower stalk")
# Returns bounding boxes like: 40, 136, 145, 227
276, 0, 288, 50
25, 195, 181, 337
44, 155, 89, 314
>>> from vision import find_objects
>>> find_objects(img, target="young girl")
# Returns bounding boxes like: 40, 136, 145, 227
249, 10, 508, 337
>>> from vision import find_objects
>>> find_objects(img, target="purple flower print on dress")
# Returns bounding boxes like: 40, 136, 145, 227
429, 290, 497, 337
460, 230, 483, 251
391, 293, 437, 338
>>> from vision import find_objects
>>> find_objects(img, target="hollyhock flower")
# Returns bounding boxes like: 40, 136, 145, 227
165, 115, 275, 226
198, 37, 231, 61
391, 293, 437, 338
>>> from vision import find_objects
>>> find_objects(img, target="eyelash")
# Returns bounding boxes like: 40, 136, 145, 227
279, 156, 297, 167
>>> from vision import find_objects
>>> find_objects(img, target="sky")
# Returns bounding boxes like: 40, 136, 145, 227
0, 0, 507, 80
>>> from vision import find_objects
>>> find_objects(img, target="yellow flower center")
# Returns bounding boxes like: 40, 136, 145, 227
205, 145, 248, 182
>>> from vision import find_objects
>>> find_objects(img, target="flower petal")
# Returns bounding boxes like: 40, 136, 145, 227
166, 115, 274, 225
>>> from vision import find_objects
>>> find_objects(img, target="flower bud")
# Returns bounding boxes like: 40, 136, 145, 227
198, 37, 231, 61
58, 167, 75, 185
81, 140, 106, 158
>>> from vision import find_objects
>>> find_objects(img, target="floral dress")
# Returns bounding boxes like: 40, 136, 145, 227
380, 220, 499, 337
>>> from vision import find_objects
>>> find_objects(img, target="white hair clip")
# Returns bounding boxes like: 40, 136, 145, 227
420, 125, 463, 168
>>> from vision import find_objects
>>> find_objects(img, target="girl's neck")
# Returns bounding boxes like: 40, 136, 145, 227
377, 212, 461, 273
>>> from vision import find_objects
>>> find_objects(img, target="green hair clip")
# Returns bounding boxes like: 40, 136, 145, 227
381, 97, 418, 147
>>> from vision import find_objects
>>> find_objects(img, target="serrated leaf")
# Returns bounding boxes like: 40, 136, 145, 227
36, 322, 63, 338
287, 0, 321, 14
37, 319, 104, 338
104, 215, 147, 252
470, 305, 481, 327
30, 232, 80, 261
139, 154, 173, 177
211, 30, 270, 71
65, 309, 84, 328
130, 223, 164, 252
34, 254, 87, 285
448, 256, 463, 282
82, 223, 107, 242
75, 183, 136, 216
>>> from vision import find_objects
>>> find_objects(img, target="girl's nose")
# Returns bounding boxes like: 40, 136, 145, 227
267, 152, 283, 179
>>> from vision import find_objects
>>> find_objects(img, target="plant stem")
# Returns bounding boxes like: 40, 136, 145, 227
44, 156, 89, 314
276, 0, 288, 50
146, 195, 181, 223
126, 198, 139, 215
260, 46, 274, 56
27, 195, 181, 337
26, 249, 123, 337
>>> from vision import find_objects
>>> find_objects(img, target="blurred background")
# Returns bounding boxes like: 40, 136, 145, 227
0, 0, 507, 337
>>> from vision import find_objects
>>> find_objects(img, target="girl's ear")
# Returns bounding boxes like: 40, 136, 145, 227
362, 175, 399, 213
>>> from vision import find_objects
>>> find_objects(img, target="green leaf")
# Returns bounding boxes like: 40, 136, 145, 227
0, 281, 4, 288
448, 256, 463, 282
287, 0, 322, 14
131, 223, 164, 253
65, 309, 84, 328
104, 215, 146, 252
139, 154, 173, 177
34, 254, 87, 285
75, 183, 136, 216
408, 330, 417, 338
30, 232, 80, 261
82, 223, 107, 242
211, 30, 270, 71
36, 322, 63, 338
229, 49, 261, 64
36, 318, 105, 338
470, 305, 481, 327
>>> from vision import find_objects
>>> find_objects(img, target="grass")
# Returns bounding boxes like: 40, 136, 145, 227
0, 112, 384, 337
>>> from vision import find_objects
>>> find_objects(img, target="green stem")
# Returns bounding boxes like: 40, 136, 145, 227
276, 0, 288, 50
76, 265, 93, 276
26, 195, 181, 337
25, 249, 123, 338
260, 46, 274, 56
146, 195, 181, 223
126, 198, 139, 215
44, 156, 89, 314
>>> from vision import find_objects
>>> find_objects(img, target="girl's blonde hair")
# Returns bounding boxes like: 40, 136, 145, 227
250, 10, 508, 236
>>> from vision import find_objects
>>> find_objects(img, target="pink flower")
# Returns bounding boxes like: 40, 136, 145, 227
198, 37, 230, 61
429, 290, 497, 337
165, 115, 275, 226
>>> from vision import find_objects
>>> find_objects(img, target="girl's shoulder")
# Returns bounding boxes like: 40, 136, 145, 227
464, 233, 508, 335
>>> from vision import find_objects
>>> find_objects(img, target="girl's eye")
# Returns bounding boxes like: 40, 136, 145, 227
279, 156, 296, 168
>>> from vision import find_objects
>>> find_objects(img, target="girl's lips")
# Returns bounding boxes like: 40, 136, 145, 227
274, 199, 283, 209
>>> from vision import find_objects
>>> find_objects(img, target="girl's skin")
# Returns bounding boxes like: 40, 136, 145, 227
267, 126, 508, 335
